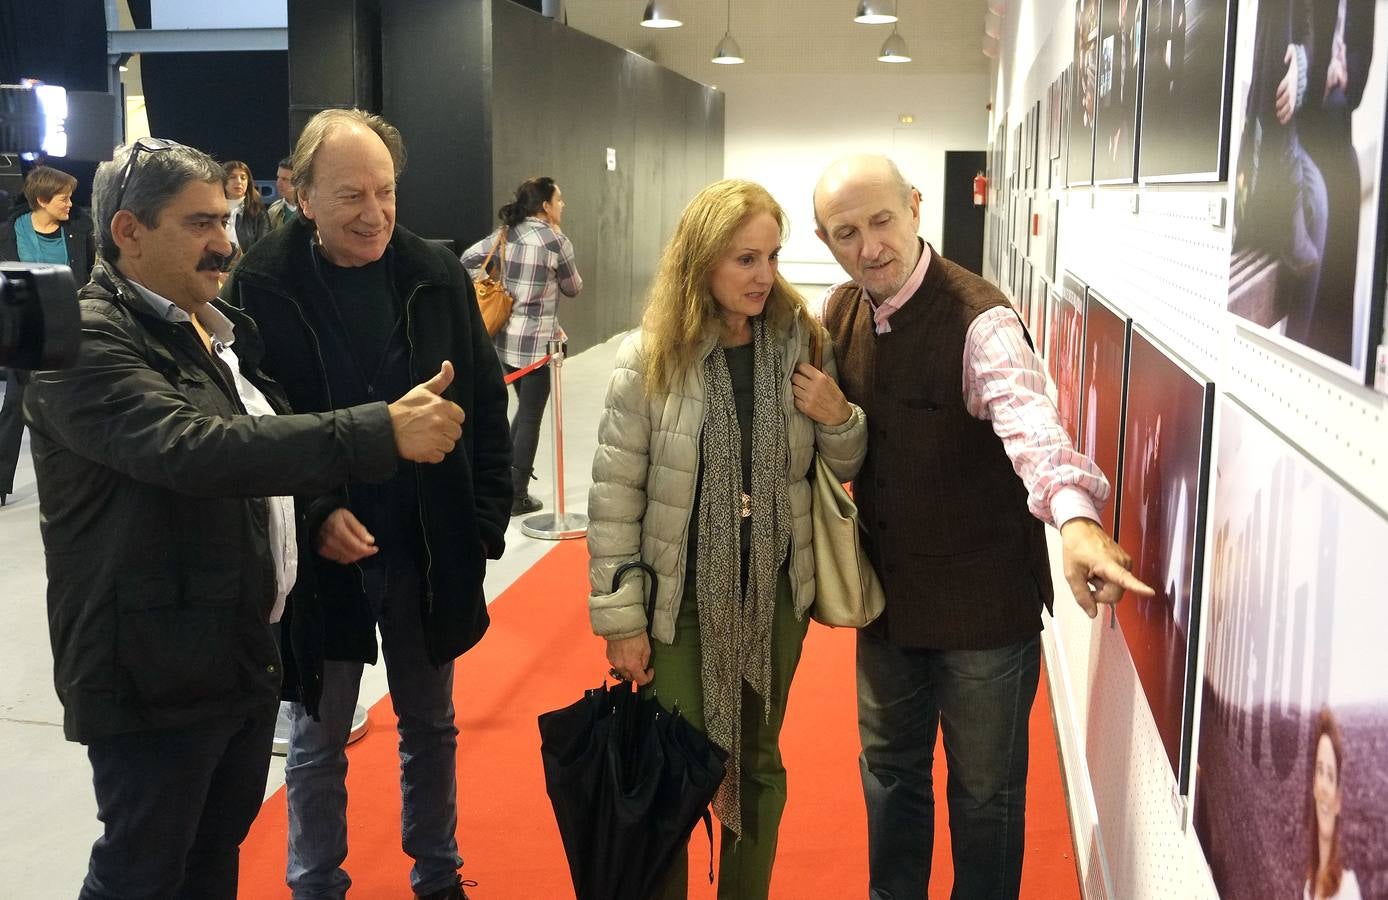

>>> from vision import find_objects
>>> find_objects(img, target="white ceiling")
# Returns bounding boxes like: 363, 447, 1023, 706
558, 0, 992, 87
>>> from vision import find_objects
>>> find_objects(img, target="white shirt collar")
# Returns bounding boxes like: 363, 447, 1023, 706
127, 279, 236, 347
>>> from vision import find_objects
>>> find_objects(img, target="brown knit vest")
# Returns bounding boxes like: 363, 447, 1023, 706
825, 246, 1053, 650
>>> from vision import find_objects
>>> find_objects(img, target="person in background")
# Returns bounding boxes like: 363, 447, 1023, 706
813, 154, 1152, 900
25, 137, 465, 900
1305, 708, 1362, 900
223, 160, 270, 254
460, 176, 581, 516
588, 179, 867, 899
224, 108, 512, 900
0, 165, 95, 507
268, 156, 299, 228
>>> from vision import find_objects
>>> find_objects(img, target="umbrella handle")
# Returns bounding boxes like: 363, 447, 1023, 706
611, 560, 659, 638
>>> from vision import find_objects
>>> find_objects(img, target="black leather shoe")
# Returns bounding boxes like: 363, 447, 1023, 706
510, 493, 542, 516
416, 876, 476, 900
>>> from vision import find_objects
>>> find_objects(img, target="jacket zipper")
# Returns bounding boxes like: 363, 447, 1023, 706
402, 282, 438, 621
251, 276, 373, 622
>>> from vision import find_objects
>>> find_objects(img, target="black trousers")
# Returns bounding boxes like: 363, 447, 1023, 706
503, 362, 551, 485
79, 701, 278, 900
0, 370, 26, 494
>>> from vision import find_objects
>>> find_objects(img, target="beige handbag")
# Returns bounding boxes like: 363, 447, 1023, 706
473, 229, 515, 337
806, 323, 886, 628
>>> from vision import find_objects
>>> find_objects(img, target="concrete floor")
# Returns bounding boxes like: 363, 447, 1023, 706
0, 332, 628, 892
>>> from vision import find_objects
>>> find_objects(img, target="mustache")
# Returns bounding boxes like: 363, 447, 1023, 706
199, 247, 241, 273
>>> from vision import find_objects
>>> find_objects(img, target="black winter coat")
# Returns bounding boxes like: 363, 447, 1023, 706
25, 261, 400, 742
223, 216, 512, 716
0, 206, 97, 279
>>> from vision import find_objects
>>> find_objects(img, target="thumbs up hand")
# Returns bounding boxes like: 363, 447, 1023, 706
387, 361, 466, 463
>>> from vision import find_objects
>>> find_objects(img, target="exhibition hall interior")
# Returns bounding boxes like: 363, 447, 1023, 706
1, 0, 1385, 897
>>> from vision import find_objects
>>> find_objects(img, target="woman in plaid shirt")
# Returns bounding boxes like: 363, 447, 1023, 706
462, 176, 583, 515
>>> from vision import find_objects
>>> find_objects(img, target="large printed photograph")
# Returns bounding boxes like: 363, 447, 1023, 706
1078, 291, 1131, 536
1114, 330, 1214, 789
1094, 0, 1145, 182
1194, 399, 1388, 899
1139, 0, 1237, 180
1070, 0, 1102, 185
1228, 0, 1388, 383
1050, 275, 1087, 443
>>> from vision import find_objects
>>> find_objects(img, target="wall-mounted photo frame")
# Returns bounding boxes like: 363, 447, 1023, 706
1034, 276, 1051, 357
1226, 0, 1388, 386
1114, 327, 1214, 792
1093, 0, 1144, 183
1078, 290, 1131, 536
1051, 274, 1087, 443
1194, 398, 1388, 898
1139, 0, 1236, 181
1069, 0, 1100, 186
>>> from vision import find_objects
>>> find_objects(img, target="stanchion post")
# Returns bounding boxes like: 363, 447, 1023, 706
520, 339, 589, 540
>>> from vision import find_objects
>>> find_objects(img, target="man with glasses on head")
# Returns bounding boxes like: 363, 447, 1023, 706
223, 109, 512, 900
23, 136, 471, 900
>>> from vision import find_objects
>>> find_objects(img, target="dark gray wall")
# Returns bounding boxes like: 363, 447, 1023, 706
380, 0, 723, 356
288, 0, 381, 141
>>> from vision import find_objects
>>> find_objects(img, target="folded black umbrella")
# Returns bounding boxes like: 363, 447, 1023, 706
538, 561, 729, 900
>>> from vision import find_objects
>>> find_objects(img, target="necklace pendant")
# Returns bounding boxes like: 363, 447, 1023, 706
739, 492, 752, 518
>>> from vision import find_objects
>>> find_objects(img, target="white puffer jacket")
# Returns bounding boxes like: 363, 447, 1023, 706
587, 316, 868, 643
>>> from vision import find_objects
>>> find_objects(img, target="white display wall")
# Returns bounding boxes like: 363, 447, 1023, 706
988, 0, 1388, 896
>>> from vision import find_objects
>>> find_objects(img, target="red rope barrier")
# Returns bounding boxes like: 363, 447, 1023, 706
503, 354, 553, 385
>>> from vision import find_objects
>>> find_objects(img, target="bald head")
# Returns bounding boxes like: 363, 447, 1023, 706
813, 155, 913, 231
813, 155, 923, 302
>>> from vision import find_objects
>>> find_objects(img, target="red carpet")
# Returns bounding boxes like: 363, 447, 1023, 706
240, 541, 1079, 898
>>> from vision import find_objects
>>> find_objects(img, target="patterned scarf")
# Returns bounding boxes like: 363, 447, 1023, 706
695, 317, 792, 836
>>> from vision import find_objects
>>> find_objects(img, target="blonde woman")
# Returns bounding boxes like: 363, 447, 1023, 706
587, 180, 868, 898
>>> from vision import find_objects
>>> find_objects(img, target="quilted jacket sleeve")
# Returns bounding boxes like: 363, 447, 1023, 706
586, 334, 654, 640
813, 329, 868, 483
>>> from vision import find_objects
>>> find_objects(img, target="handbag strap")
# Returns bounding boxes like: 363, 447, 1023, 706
479, 227, 507, 275
805, 309, 825, 371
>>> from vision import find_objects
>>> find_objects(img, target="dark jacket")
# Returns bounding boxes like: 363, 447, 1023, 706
825, 245, 1053, 651
24, 260, 400, 743
234, 204, 272, 254
0, 206, 97, 280
222, 216, 512, 715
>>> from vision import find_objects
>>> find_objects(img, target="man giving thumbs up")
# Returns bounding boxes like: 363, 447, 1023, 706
223, 109, 511, 900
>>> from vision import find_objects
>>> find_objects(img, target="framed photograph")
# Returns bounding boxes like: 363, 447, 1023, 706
1046, 197, 1060, 281
1114, 327, 1214, 790
1227, 0, 1388, 385
1078, 290, 1131, 536
1069, 0, 1100, 186
1050, 274, 1087, 443
1050, 74, 1065, 161
1139, 0, 1236, 181
1093, 0, 1144, 183
1034, 276, 1051, 356
1194, 398, 1388, 898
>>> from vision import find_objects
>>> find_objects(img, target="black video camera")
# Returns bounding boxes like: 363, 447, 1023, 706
0, 80, 118, 369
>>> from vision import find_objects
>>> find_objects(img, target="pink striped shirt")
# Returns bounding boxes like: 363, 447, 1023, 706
829, 246, 1108, 529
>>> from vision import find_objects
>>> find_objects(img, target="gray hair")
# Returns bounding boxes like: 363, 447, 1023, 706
93, 140, 226, 263
291, 108, 406, 198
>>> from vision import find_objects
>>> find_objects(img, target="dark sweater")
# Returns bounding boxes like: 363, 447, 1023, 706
825, 244, 1053, 650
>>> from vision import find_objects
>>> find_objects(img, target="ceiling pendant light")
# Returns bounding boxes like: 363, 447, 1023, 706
641, 0, 682, 28
854, 0, 898, 24
712, 0, 744, 64
878, 26, 912, 62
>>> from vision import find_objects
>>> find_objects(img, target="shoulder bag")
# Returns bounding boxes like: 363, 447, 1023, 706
805, 318, 886, 628
473, 228, 515, 337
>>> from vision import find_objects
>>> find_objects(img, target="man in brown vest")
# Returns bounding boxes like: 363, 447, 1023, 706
813, 155, 1152, 899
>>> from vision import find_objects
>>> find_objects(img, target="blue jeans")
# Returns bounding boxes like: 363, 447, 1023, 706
857, 631, 1040, 900
285, 564, 463, 898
